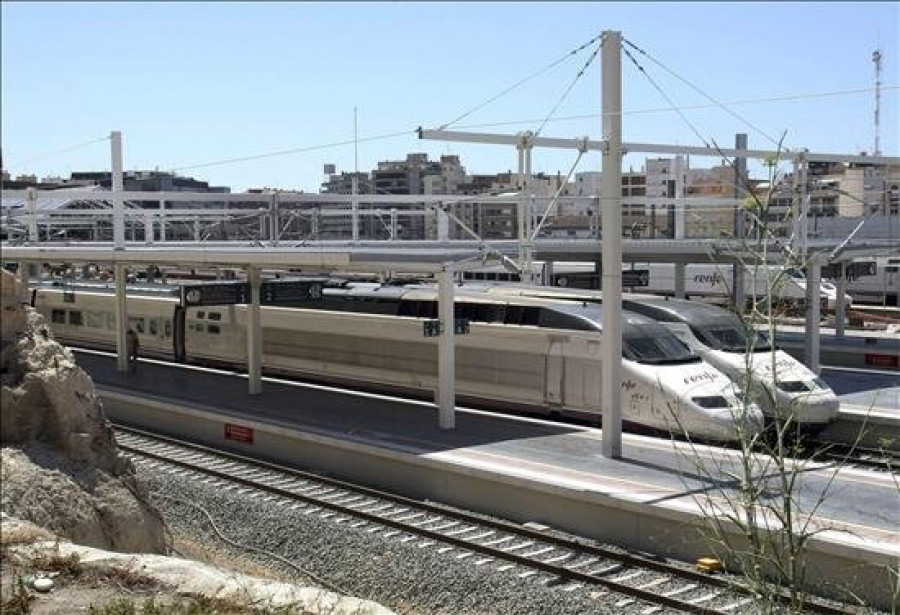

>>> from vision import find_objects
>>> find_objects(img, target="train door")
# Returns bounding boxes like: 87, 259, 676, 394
173, 306, 186, 362
545, 336, 565, 408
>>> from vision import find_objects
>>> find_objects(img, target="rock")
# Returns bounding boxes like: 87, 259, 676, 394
33, 577, 53, 592
1, 270, 168, 554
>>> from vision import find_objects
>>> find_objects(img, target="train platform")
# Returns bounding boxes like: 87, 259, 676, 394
770, 325, 899, 371
818, 366, 899, 451
73, 349, 898, 609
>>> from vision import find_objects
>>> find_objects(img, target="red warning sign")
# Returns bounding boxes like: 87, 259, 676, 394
865, 354, 899, 368
224, 423, 254, 444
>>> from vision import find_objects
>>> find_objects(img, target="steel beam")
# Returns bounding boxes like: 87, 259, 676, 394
111, 131, 125, 249
600, 31, 623, 459
804, 261, 822, 374
247, 266, 262, 395
437, 266, 456, 430
115, 263, 128, 372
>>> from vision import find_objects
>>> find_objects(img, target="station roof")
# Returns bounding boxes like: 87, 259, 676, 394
1, 186, 142, 212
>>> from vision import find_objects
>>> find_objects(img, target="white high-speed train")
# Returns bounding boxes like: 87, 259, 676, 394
470, 283, 840, 427
463, 261, 852, 310
31, 280, 763, 442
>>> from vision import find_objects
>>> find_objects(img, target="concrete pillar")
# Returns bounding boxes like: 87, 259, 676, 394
247, 266, 263, 395
351, 176, 360, 241
115, 263, 128, 372
26, 187, 38, 243
600, 30, 623, 459
732, 133, 748, 310
390, 208, 398, 240
194, 217, 201, 242
544, 261, 554, 286
144, 211, 154, 244
437, 207, 449, 241
674, 263, 686, 299
804, 261, 822, 374
437, 266, 456, 430
516, 132, 535, 283
269, 193, 279, 246
158, 200, 166, 243
111, 131, 125, 249
835, 262, 847, 338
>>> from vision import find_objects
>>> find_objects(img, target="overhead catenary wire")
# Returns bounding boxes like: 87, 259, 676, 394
437, 32, 604, 131
171, 129, 415, 172
18, 135, 111, 167
450, 85, 899, 132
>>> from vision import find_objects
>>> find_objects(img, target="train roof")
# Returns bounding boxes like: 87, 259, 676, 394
621, 296, 740, 327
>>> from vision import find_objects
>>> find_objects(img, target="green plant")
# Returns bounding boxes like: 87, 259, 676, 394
0, 576, 36, 615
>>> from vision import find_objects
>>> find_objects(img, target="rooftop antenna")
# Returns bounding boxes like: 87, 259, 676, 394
873, 46, 882, 156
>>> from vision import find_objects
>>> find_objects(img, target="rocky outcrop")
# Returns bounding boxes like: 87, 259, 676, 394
1, 270, 168, 553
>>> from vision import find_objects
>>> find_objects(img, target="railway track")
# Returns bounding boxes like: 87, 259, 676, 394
115, 425, 859, 615
810, 441, 900, 473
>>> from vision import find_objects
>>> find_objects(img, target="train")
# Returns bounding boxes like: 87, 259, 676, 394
466, 283, 841, 427
462, 261, 852, 310
31, 279, 764, 443
843, 257, 899, 307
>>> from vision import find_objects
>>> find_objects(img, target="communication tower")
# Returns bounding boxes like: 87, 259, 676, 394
873, 48, 882, 156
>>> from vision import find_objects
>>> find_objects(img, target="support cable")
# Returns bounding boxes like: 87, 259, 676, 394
531, 148, 586, 241
622, 45, 713, 149
533, 37, 603, 138
623, 37, 782, 148
437, 32, 603, 130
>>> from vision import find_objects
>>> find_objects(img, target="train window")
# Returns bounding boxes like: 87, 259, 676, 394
51, 309, 66, 324
194, 323, 205, 333
164, 320, 172, 337
472, 303, 503, 323
106, 314, 116, 330
398, 301, 418, 317
69, 311, 83, 326
149, 319, 158, 336
504, 305, 524, 324
454, 303, 473, 320
504, 305, 540, 326
207, 324, 221, 334
417, 301, 438, 319
197, 311, 205, 319
86, 312, 103, 328
208, 312, 222, 321
539, 310, 594, 331
128, 317, 146, 334
776, 380, 810, 393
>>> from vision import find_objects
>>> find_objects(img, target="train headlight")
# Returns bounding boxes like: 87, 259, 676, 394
691, 396, 730, 409
776, 380, 810, 393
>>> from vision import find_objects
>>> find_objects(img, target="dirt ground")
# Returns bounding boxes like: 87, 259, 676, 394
1, 529, 312, 614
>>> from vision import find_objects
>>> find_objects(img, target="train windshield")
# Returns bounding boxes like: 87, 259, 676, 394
692, 318, 772, 353
622, 323, 699, 364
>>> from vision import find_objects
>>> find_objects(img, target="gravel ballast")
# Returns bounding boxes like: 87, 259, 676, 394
140, 468, 662, 615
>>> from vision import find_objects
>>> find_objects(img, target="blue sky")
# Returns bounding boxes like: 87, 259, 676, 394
2, 2, 897, 192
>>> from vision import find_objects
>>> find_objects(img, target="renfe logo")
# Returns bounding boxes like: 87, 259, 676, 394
683, 371, 718, 385
693, 273, 725, 288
